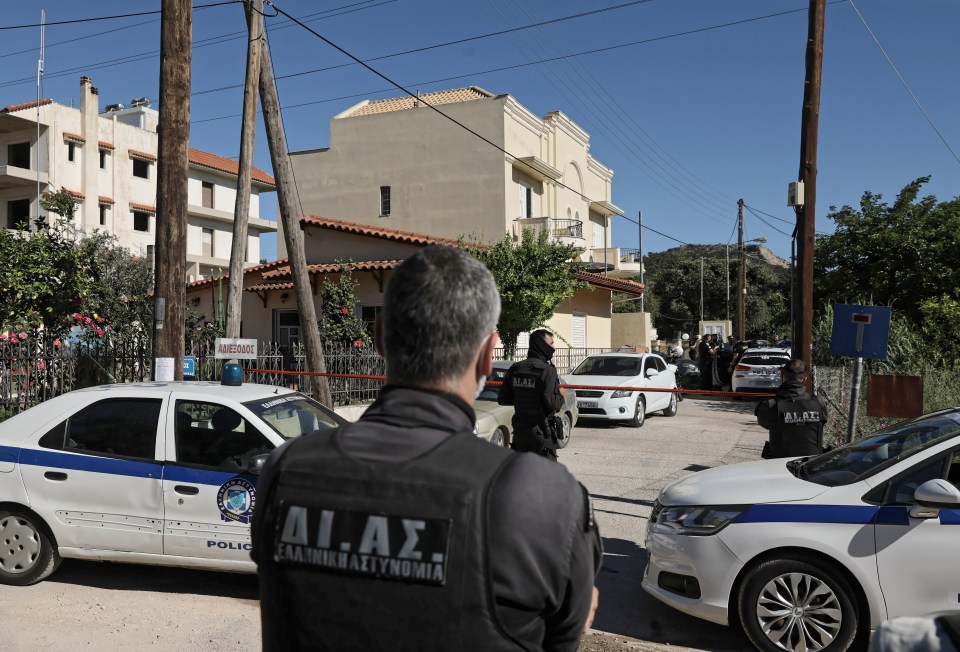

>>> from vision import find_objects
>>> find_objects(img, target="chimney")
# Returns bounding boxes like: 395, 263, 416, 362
80, 76, 98, 117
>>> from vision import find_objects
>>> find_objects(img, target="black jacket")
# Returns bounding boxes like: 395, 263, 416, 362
498, 336, 565, 451
252, 386, 601, 651
755, 380, 826, 458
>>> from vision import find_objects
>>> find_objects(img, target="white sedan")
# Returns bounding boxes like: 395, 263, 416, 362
643, 408, 960, 652
569, 352, 678, 427
0, 380, 344, 585
731, 347, 792, 394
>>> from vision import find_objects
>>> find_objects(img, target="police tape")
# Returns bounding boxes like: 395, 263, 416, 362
243, 368, 774, 398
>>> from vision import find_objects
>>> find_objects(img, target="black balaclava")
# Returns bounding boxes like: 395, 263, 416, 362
528, 331, 555, 362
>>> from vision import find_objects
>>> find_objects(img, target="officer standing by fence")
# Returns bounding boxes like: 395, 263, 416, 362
251, 246, 601, 651
755, 358, 826, 458
497, 329, 566, 460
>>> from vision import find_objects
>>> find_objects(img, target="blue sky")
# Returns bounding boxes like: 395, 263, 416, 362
2, 0, 958, 263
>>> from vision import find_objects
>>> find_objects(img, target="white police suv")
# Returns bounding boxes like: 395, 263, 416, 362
0, 379, 344, 585
643, 408, 960, 652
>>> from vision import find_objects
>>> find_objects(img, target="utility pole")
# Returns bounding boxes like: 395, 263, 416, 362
152, 0, 191, 381
225, 0, 263, 338
795, 0, 826, 392
638, 209, 644, 313
258, 23, 332, 406
736, 198, 745, 341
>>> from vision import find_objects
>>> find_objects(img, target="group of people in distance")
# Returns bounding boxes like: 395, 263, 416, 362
687, 333, 786, 391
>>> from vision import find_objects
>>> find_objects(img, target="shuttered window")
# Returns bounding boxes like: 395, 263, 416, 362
572, 312, 587, 349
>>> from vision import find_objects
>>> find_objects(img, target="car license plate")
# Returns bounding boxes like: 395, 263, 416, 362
578, 401, 598, 409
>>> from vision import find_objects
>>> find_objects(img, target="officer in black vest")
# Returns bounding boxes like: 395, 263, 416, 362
497, 329, 566, 460
251, 246, 602, 651
755, 358, 826, 458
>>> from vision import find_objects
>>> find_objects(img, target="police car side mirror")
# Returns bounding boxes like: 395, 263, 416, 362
247, 453, 269, 475
912, 479, 960, 514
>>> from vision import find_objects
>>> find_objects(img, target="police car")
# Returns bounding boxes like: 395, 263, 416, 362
643, 408, 960, 652
0, 376, 345, 585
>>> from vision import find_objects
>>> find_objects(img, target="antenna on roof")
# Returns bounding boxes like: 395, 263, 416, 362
36, 9, 45, 230
413, 90, 420, 108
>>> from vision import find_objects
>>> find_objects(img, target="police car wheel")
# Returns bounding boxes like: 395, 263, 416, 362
662, 392, 678, 417
0, 510, 60, 586
738, 555, 859, 652
629, 396, 646, 427
556, 412, 572, 449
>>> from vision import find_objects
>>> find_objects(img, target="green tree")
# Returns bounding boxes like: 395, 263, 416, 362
463, 229, 586, 357
317, 265, 372, 349
39, 187, 79, 223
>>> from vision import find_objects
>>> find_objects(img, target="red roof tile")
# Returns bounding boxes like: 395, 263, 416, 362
128, 149, 157, 161
342, 87, 494, 118
65, 189, 85, 200
188, 147, 275, 186
129, 202, 156, 213
99, 141, 115, 150
262, 259, 403, 279
245, 282, 294, 292
0, 99, 53, 113
299, 215, 480, 248
186, 258, 290, 289
98, 196, 114, 204
63, 132, 86, 143
576, 271, 645, 297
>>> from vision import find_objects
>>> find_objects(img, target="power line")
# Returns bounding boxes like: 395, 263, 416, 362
744, 206, 793, 238
0, 1, 239, 30
847, 0, 960, 169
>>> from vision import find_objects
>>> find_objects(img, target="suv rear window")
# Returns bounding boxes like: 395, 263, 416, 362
740, 355, 790, 366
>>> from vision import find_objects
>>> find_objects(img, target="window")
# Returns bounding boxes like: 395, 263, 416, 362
202, 181, 214, 209
99, 150, 108, 169
132, 158, 150, 179
133, 211, 150, 232
592, 220, 604, 249
174, 401, 273, 471
67, 142, 76, 163
886, 458, 945, 505
379, 186, 391, 216
7, 142, 30, 169
40, 398, 161, 460
275, 310, 301, 350
361, 306, 383, 337
202, 227, 213, 257
6, 199, 30, 230
99, 204, 108, 226
519, 181, 533, 219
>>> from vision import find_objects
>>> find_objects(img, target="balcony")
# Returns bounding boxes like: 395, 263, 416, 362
0, 165, 48, 191
586, 247, 642, 277
514, 216, 584, 247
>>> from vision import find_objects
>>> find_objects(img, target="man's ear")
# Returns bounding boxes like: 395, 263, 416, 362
477, 333, 499, 377
374, 316, 385, 357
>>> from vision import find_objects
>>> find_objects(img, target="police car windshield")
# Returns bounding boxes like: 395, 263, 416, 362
243, 393, 344, 440
798, 411, 960, 486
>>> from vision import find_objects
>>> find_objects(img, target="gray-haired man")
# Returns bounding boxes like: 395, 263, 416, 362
252, 245, 601, 651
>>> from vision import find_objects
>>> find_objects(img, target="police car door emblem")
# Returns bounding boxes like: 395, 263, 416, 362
217, 477, 256, 524
274, 503, 452, 586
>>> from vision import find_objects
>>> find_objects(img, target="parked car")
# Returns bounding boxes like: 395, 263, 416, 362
730, 347, 792, 394
569, 353, 678, 427
474, 361, 579, 448
643, 408, 960, 652
673, 359, 701, 390
0, 380, 346, 585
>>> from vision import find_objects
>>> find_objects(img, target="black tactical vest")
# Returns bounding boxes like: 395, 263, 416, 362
257, 424, 520, 651
770, 395, 824, 458
507, 358, 551, 426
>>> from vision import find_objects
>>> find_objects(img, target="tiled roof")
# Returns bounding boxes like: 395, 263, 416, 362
188, 147, 275, 186
129, 202, 156, 213
98, 196, 114, 204
299, 215, 475, 248
246, 281, 293, 292
341, 86, 494, 118
262, 259, 403, 280
99, 141, 115, 150
65, 189, 84, 199
128, 149, 157, 161
63, 132, 86, 143
576, 271, 645, 297
186, 258, 289, 289
0, 99, 53, 113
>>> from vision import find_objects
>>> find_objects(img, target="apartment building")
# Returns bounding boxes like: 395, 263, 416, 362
0, 76, 276, 281
289, 87, 639, 276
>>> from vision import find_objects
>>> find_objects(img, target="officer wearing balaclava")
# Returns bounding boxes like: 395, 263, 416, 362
498, 329, 567, 460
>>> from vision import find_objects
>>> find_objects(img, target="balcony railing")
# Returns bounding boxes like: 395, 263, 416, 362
515, 216, 584, 241
619, 248, 640, 263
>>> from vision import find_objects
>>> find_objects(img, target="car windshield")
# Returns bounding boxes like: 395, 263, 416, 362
243, 393, 343, 440
572, 356, 641, 377
477, 367, 509, 402
795, 410, 960, 486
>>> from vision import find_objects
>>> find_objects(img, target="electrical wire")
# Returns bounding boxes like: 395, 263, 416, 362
847, 0, 960, 169
744, 206, 793, 238
0, 2, 239, 30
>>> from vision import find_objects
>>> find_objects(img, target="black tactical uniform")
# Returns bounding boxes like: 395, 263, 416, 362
497, 333, 565, 459
251, 386, 602, 651
755, 379, 826, 458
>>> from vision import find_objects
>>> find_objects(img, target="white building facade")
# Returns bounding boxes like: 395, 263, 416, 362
0, 76, 276, 281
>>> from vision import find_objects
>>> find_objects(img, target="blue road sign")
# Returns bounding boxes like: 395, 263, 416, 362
183, 356, 196, 380
830, 304, 891, 359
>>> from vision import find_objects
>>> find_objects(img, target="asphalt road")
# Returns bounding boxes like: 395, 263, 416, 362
0, 394, 765, 651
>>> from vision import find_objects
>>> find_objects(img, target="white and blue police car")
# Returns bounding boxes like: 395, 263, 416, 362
0, 373, 344, 585
643, 408, 960, 652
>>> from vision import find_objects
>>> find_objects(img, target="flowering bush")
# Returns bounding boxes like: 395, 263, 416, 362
317, 264, 372, 350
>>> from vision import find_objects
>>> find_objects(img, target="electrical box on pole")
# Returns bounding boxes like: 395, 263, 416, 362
788, 181, 805, 207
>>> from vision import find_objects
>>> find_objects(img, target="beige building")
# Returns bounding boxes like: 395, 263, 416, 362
0, 76, 276, 281
288, 87, 639, 276
185, 216, 645, 351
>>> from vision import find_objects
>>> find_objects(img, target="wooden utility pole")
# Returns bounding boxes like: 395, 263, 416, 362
736, 198, 745, 341
258, 26, 332, 405
795, 0, 826, 391
152, 0, 191, 381
225, 0, 263, 338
